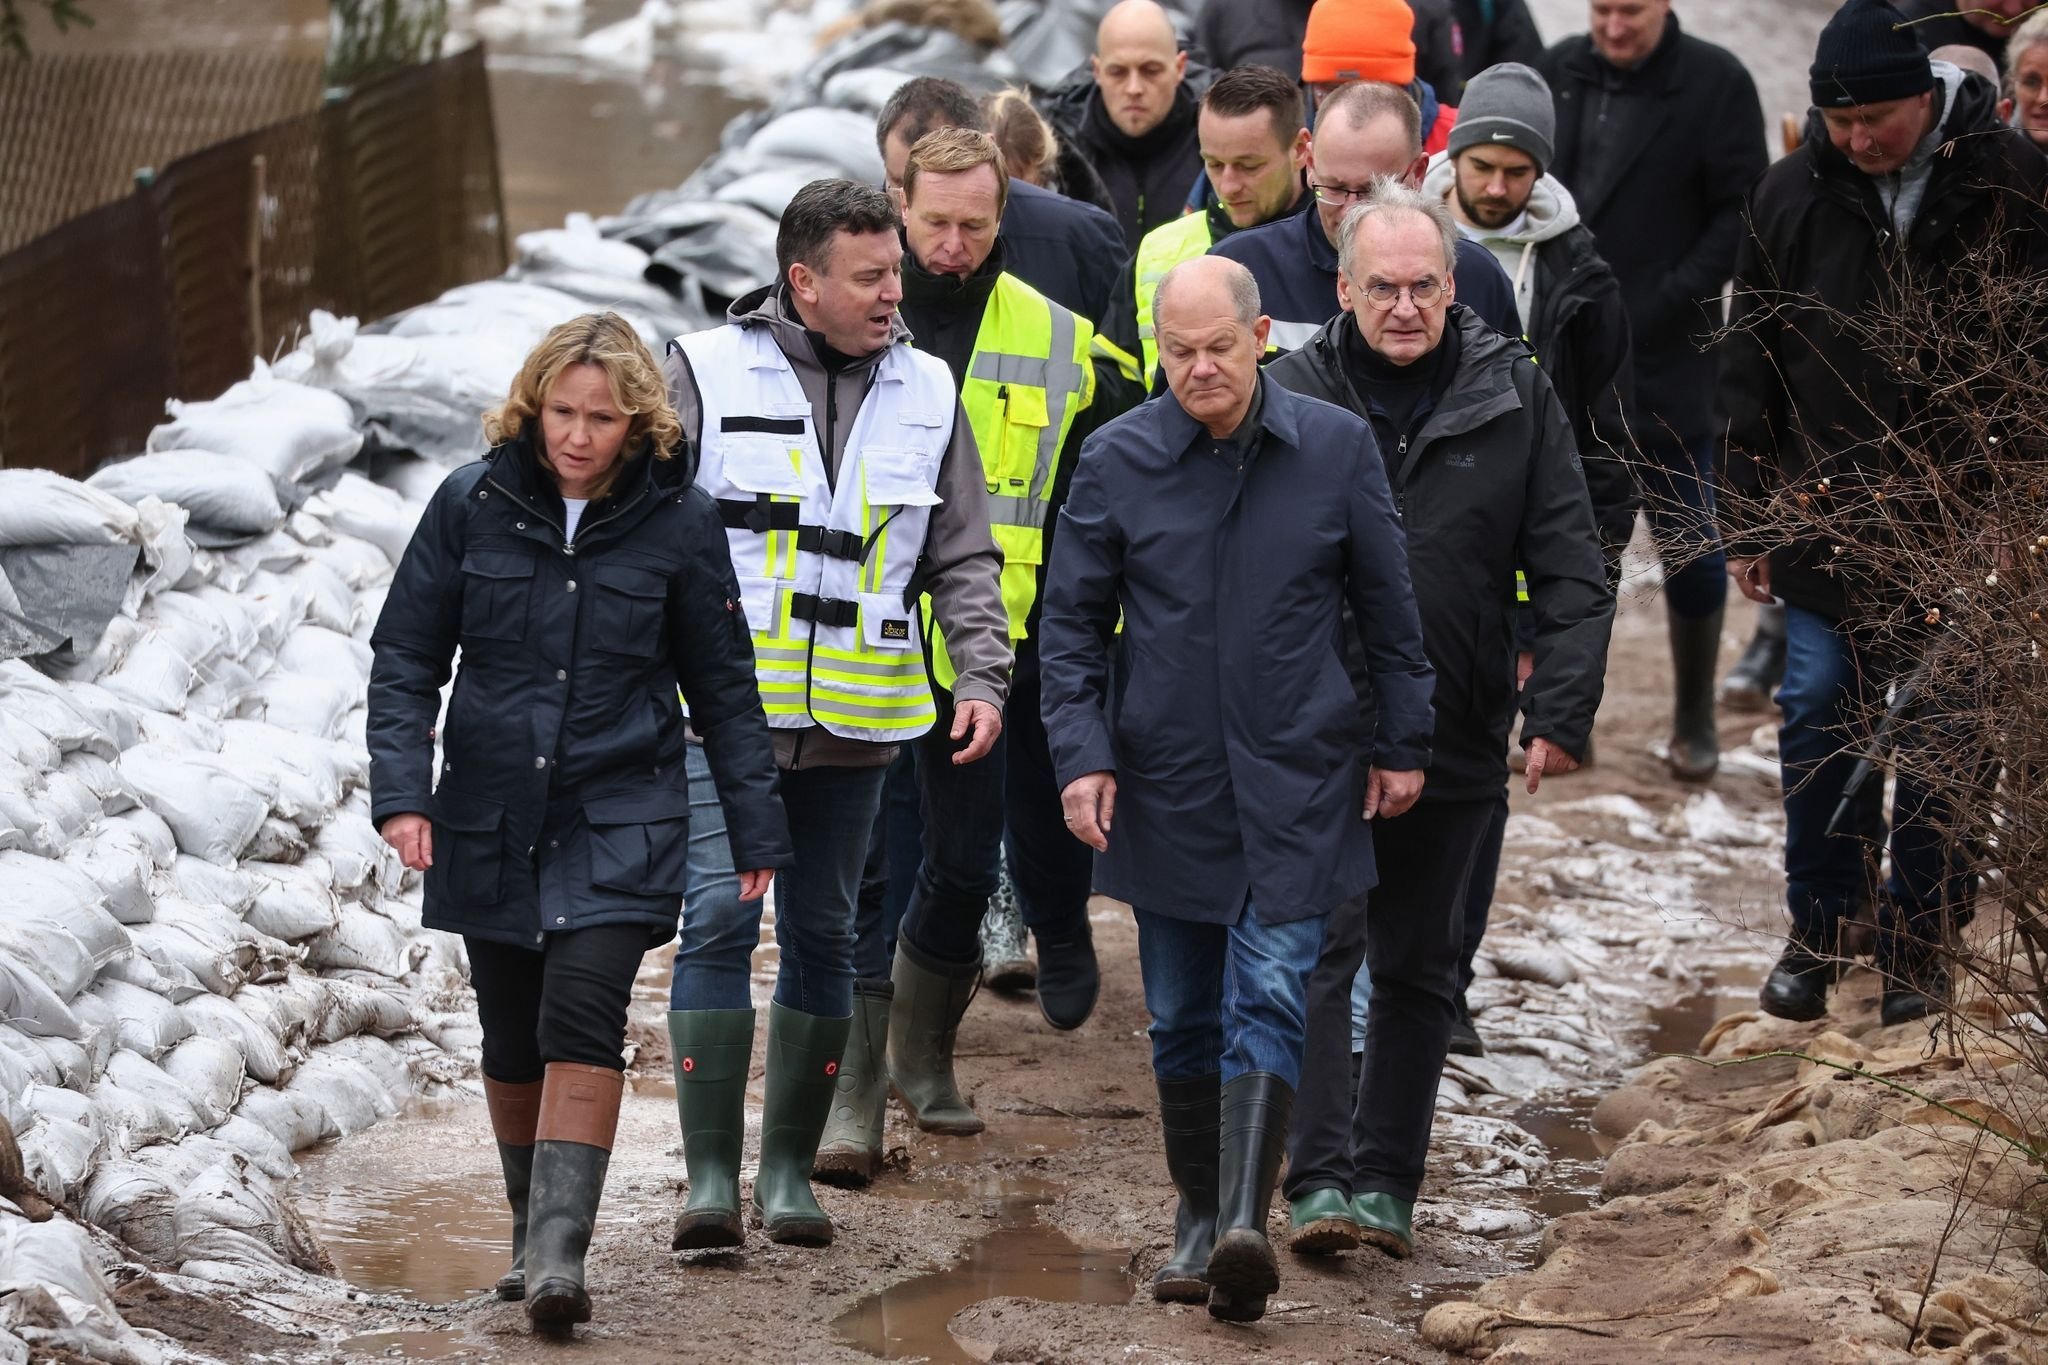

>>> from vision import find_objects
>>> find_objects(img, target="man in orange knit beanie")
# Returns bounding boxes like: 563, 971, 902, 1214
1302, 0, 1460, 155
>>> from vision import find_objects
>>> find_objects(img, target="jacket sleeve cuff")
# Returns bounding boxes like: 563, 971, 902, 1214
1052, 728, 1117, 792
949, 680, 1008, 713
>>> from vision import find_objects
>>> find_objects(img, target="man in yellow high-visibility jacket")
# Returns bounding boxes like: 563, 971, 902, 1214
1100, 64, 1312, 385
813, 128, 1143, 1187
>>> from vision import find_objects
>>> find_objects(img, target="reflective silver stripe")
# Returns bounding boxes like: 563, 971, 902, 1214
811, 696, 936, 721
969, 352, 1050, 387
1035, 305, 1083, 504
813, 653, 926, 680
1266, 318, 1322, 351
753, 644, 810, 663
987, 492, 1051, 530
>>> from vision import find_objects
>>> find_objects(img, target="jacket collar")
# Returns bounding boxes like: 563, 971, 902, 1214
726, 282, 911, 374
1302, 307, 1526, 443
1158, 373, 1299, 460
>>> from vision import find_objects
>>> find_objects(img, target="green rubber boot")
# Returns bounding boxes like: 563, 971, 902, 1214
751, 1002, 851, 1247
814, 978, 894, 1187
1352, 1192, 1414, 1259
1285, 1186, 1361, 1256
667, 1008, 755, 1251
888, 940, 985, 1135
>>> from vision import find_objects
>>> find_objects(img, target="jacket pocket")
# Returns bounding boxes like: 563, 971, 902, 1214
460, 548, 536, 643
428, 787, 507, 905
724, 436, 806, 496
861, 448, 942, 508
589, 563, 669, 658
858, 591, 919, 651
585, 787, 692, 897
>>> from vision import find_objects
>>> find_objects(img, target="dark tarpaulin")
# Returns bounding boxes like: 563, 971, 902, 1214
0, 543, 139, 664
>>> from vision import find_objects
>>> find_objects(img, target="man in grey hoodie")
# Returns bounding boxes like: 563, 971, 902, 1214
1420, 61, 1633, 1059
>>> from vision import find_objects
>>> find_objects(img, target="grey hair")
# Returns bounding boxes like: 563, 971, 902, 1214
1154, 257, 1262, 329
1337, 178, 1459, 282
2008, 12, 2048, 99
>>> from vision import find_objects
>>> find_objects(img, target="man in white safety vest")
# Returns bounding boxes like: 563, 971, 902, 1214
657, 179, 1011, 1256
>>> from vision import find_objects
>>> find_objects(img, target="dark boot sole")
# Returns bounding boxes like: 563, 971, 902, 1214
671, 1209, 744, 1251
1037, 987, 1099, 1033
1206, 1285, 1267, 1323
755, 1209, 835, 1247
525, 1279, 591, 1334
1151, 1269, 1208, 1303
1446, 1031, 1487, 1058
812, 1146, 881, 1188
1206, 1228, 1279, 1304
1758, 988, 1829, 1023
494, 1271, 525, 1302
1285, 1217, 1361, 1256
1357, 1226, 1412, 1260
985, 962, 1037, 994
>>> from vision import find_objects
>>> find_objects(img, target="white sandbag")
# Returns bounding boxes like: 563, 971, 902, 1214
0, 923, 96, 1006
302, 531, 393, 591
64, 822, 169, 926
97, 954, 205, 1004
0, 1042, 33, 1134
271, 625, 373, 696
103, 808, 176, 867
158, 1036, 244, 1130
183, 656, 262, 719
117, 745, 268, 866
0, 786, 53, 861
85, 452, 286, 538
0, 714, 58, 773
126, 921, 251, 998
18, 1109, 100, 1205
315, 978, 416, 1043
103, 1050, 201, 1134
96, 636, 193, 715
177, 995, 288, 1085
280, 1056, 382, 1141
418, 1011, 482, 1056
80, 1159, 180, 1262
146, 363, 363, 500
142, 593, 235, 668
241, 862, 342, 943
174, 1154, 323, 1275
220, 720, 353, 820
43, 676, 139, 753
241, 818, 308, 864
0, 470, 141, 547
516, 213, 652, 279
0, 951, 81, 1041
42, 613, 143, 688
61, 991, 117, 1076
57, 752, 138, 816
0, 663, 120, 760
21, 1034, 100, 1091
0, 1216, 155, 1365
0, 852, 123, 961
319, 1034, 414, 1110
311, 812, 398, 899
304, 906, 427, 979
207, 1114, 294, 1181
231, 1086, 325, 1153
285, 557, 358, 636
186, 586, 260, 661
84, 980, 193, 1061
131, 708, 220, 752
0, 1029, 57, 1090
86, 1075, 181, 1150
229, 976, 328, 1051
238, 569, 314, 651
168, 855, 259, 914
299, 473, 421, 568
248, 668, 354, 741
154, 900, 299, 985
387, 279, 591, 345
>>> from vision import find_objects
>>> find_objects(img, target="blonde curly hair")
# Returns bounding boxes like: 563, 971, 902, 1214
482, 312, 682, 501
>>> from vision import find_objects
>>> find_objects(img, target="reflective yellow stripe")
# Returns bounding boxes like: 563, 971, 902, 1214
1134, 213, 1216, 385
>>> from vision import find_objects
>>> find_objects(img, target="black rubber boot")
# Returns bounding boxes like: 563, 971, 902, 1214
525, 1063, 623, 1335
888, 939, 984, 1135
751, 1002, 850, 1247
667, 1008, 755, 1250
1446, 994, 1485, 1058
482, 1076, 543, 1302
1759, 923, 1838, 1023
1151, 1073, 1221, 1303
1205, 1073, 1293, 1324
1718, 603, 1786, 711
814, 979, 893, 1188
1035, 919, 1100, 1032
1667, 602, 1723, 782
1878, 927, 1952, 1027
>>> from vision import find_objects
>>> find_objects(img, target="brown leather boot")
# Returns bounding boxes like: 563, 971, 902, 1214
482, 1077, 544, 1301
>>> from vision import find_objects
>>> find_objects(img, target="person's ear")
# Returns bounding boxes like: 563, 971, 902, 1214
1402, 152, 1429, 188
1174, 50, 1188, 80
1290, 127, 1312, 170
1253, 315, 1272, 351
788, 262, 821, 306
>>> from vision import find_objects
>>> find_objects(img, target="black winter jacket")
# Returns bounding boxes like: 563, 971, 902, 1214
1720, 76, 2048, 621
1040, 73, 1207, 250
1194, 0, 1312, 80
1450, 0, 1546, 101
1526, 220, 1638, 564
1538, 17, 1766, 442
367, 434, 792, 947
1266, 309, 1613, 799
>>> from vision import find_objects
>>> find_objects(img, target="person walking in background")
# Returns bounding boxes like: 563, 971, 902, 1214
1210, 80, 1521, 351
1039, 0, 1209, 248
1104, 64, 1313, 381
1999, 12, 2048, 149
1422, 60, 1633, 1056
367, 313, 792, 1333
1301, 0, 1461, 155
1041, 254, 1434, 1323
1895, 0, 2032, 69
1450, 0, 1547, 99
1265, 182, 1611, 1264
662, 179, 1011, 1254
878, 77, 1129, 325
1537, 0, 1768, 782
1721, 0, 2048, 1028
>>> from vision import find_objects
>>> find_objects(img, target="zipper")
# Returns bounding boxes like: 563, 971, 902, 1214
487, 473, 646, 556
1393, 436, 1408, 517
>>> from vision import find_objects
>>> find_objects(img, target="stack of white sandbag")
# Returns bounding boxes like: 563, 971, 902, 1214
0, 385, 475, 1360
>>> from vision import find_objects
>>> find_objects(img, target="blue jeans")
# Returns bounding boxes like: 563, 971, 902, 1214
669, 743, 744, 1010
851, 750, 921, 980
670, 747, 885, 1019
1134, 899, 1324, 1087
1638, 428, 1727, 620
1778, 607, 1982, 966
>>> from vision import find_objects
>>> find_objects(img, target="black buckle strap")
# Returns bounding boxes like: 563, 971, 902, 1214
716, 498, 865, 563
790, 592, 860, 629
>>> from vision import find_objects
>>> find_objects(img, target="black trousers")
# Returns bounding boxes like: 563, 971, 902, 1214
1283, 799, 1494, 1203
467, 924, 655, 1082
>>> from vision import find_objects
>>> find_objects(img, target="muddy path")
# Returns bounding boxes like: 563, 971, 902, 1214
200, 574, 1792, 1365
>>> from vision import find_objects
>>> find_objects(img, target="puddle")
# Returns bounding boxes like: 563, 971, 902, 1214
1646, 970, 1764, 1057
833, 1194, 1134, 1363
1515, 1098, 1610, 1220
338, 1330, 477, 1360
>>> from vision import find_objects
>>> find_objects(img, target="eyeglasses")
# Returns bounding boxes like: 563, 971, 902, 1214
1357, 278, 1445, 310
1310, 181, 1375, 206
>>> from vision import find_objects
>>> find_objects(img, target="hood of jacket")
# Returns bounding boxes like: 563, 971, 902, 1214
1423, 152, 1583, 246
724, 281, 913, 375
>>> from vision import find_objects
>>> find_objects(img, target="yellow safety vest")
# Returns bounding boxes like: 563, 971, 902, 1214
926, 272, 1096, 690
1133, 211, 1218, 386
678, 322, 956, 742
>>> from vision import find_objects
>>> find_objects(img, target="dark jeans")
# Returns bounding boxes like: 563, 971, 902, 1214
671, 761, 886, 1019
1134, 898, 1324, 1086
468, 924, 654, 1081
1288, 799, 1494, 1203
1778, 607, 1983, 967
1001, 666, 1095, 942
668, 742, 744, 1009
852, 749, 923, 980
894, 687, 1009, 967
1637, 428, 1727, 621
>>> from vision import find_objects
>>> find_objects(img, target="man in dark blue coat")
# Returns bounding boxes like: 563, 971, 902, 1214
1211, 80, 1521, 350
1040, 255, 1434, 1325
